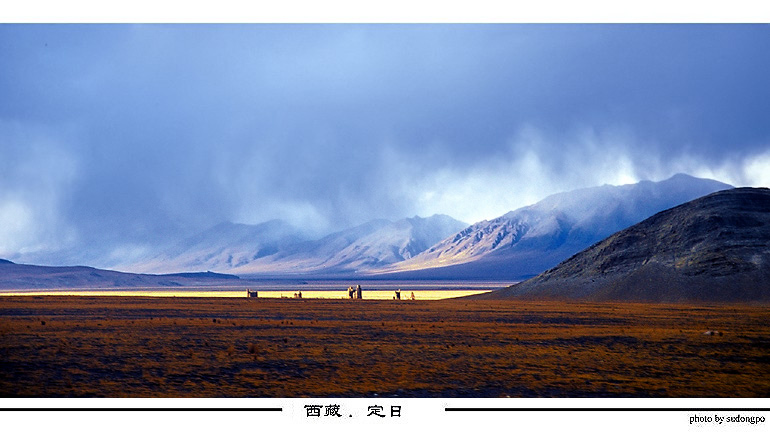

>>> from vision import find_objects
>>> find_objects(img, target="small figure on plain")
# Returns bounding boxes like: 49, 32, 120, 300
297, 290, 302, 299
348, 286, 355, 299
410, 291, 415, 300
395, 289, 401, 300
356, 284, 362, 299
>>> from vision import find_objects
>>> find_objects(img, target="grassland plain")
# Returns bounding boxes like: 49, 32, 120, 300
0, 296, 768, 397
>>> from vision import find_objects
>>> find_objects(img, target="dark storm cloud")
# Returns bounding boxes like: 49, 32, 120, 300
1, 24, 769, 260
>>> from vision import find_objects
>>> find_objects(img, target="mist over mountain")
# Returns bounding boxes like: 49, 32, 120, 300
126, 214, 467, 275
476, 187, 770, 302
127, 219, 308, 274
377, 174, 732, 279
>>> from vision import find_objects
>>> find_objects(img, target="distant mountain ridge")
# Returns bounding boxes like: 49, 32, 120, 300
475, 187, 770, 302
376, 174, 732, 279
229, 214, 469, 275
128, 214, 467, 275
0, 259, 244, 290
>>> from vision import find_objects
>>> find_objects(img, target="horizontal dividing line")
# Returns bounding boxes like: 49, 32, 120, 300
0, 408, 282, 412
446, 408, 770, 412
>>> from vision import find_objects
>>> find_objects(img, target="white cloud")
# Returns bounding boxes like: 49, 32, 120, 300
677, 148, 770, 189
235, 199, 331, 237
0, 121, 79, 258
397, 126, 650, 223
392, 127, 768, 225
0, 200, 35, 254
737, 151, 770, 188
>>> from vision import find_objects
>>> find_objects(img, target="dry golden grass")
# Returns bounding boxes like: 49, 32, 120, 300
0, 296, 768, 397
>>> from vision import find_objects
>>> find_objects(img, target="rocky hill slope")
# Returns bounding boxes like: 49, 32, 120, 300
476, 188, 770, 302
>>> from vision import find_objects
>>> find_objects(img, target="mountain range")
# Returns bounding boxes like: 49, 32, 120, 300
374, 173, 732, 279
1, 174, 739, 286
475, 187, 770, 302
121, 174, 730, 278
127, 214, 468, 275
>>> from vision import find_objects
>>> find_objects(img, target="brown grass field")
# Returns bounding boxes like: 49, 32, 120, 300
1, 296, 768, 397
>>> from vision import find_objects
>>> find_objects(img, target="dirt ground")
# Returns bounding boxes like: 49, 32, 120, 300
1, 296, 768, 397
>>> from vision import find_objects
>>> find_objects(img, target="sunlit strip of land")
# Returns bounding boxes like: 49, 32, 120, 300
0, 289, 492, 300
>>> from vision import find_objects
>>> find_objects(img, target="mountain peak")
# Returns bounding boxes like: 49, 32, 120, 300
669, 172, 696, 180
660, 172, 732, 188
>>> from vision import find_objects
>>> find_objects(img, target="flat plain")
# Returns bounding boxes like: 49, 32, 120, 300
1, 296, 768, 397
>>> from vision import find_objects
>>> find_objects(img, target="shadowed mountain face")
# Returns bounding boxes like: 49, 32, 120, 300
378, 174, 732, 279
477, 188, 770, 302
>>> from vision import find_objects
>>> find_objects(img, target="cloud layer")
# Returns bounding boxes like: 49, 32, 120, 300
1, 24, 769, 262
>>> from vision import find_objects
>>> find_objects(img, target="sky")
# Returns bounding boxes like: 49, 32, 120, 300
1, 24, 770, 263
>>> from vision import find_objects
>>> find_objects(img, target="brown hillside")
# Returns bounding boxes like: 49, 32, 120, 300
478, 188, 770, 302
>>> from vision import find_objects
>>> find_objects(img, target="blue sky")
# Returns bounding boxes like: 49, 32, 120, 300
1, 24, 769, 261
